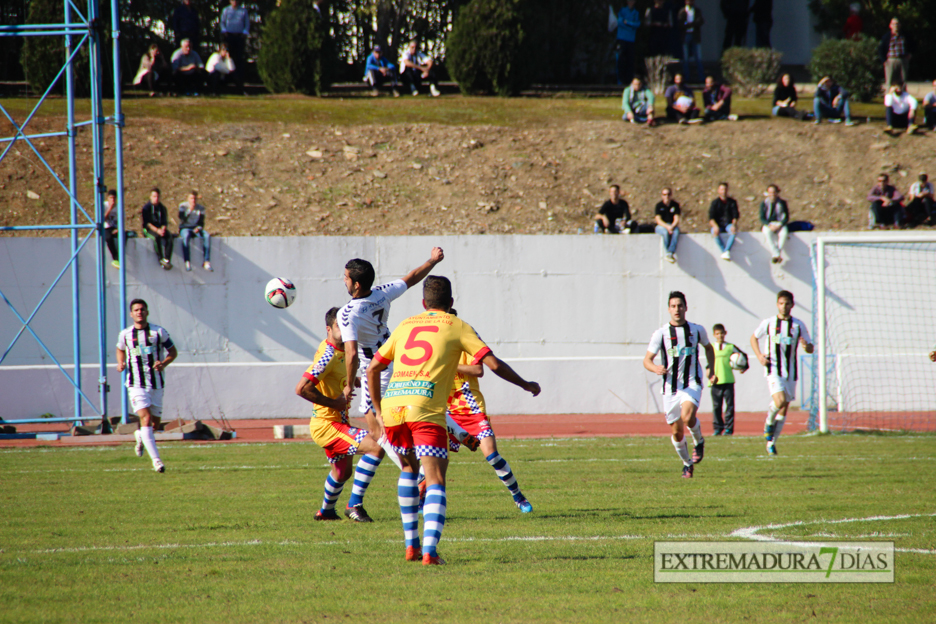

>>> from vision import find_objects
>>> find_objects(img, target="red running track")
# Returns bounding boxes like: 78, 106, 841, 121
0, 411, 808, 448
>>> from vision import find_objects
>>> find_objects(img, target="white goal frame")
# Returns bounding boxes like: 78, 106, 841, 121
815, 234, 936, 433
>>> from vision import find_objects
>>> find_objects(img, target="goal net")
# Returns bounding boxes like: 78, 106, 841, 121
810, 237, 936, 433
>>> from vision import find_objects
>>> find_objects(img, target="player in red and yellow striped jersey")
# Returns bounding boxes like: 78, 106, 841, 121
295, 307, 386, 522
443, 311, 533, 513
367, 276, 540, 565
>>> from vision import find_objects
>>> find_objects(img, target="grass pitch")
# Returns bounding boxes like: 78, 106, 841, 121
1, 433, 934, 623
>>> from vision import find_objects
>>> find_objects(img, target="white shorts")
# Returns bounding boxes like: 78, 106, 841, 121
767, 375, 796, 402
127, 387, 164, 418
663, 386, 702, 425
360, 359, 393, 415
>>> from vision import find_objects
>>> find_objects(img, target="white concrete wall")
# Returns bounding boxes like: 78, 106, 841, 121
2, 232, 828, 421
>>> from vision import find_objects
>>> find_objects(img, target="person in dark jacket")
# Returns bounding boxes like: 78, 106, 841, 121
772, 74, 807, 120
759, 184, 789, 264
709, 182, 740, 261
813, 76, 854, 125
142, 188, 174, 270
170, 0, 200, 52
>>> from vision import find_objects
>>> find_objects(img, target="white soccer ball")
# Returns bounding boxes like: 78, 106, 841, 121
729, 351, 749, 372
265, 277, 296, 309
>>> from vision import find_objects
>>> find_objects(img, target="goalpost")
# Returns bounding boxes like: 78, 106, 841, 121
812, 235, 936, 433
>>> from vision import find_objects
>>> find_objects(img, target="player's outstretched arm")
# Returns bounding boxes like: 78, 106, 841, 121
643, 351, 666, 376
481, 353, 540, 396
295, 377, 349, 412
457, 363, 484, 378
750, 334, 768, 366
401, 247, 444, 288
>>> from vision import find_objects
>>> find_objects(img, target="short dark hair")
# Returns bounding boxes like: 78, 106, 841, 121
325, 306, 339, 327
106, 189, 117, 199
718, 182, 729, 189
777, 290, 794, 303
150, 187, 160, 195
609, 184, 620, 191
345, 258, 375, 291
668, 291, 686, 306
449, 308, 458, 316
920, 173, 928, 182
130, 298, 148, 311
423, 275, 452, 310
712, 323, 725, 332
767, 183, 780, 193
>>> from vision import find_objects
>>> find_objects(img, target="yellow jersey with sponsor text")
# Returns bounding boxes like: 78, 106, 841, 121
303, 340, 347, 423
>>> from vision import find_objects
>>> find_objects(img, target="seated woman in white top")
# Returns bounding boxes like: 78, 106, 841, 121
206, 44, 236, 95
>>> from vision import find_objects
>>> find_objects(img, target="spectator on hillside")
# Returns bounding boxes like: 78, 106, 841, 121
709, 182, 739, 261
843, 3, 863, 40
772, 74, 807, 120
622, 76, 656, 126
178, 190, 212, 272
655, 187, 681, 263
595, 184, 638, 233
813, 76, 855, 125
923, 80, 936, 130
750, 0, 772, 48
645, 0, 673, 57
665, 73, 700, 123
400, 40, 440, 97
702, 76, 734, 122
884, 84, 918, 135
721, 0, 748, 51
104, 190, 121, 269
206, 44, 236, 95
906, 173, 934, 226
220, 0, 249, 93
170, 0, 200, 52
132, 44, 169, 97
879, 17, 913, 92
142, 188, 174, 270
616, 0, 641, 85
867, 173, 904, 229
365, 45, 400, 97
171, 38, 204, 95
759, 184, 789, 264
677, 0, 705, 82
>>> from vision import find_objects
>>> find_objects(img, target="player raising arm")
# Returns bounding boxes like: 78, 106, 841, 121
750, 290, 814, 456
643, 291, 716, 479
366, 276, 540, 565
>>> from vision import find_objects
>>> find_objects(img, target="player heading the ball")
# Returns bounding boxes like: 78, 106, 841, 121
367, 275, 541, 565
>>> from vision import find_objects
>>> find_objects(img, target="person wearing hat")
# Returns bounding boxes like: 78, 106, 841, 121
365, 45, 400, 97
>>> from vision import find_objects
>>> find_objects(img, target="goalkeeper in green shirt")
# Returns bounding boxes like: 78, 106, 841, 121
710, 324, 747, 435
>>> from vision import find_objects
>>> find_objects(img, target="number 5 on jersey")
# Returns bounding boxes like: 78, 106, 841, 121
401, 326, 438, 365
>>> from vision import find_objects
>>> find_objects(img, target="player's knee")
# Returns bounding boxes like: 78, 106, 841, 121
333, 460, 354, 482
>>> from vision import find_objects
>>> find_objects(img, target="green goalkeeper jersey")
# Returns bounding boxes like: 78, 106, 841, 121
710, 342, 736, 386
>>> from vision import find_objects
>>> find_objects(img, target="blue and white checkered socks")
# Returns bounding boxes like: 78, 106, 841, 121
139, 426, 161, 462
766, 401, 781, 425
688, 419, 703, 447
422, 484, 447, 557
347, 453, 381, 508
486, 452, 523, 501
321, 474, 344, 511
445, 413, 470, 443
397, 472, 421, 549
672, 435, 692, 467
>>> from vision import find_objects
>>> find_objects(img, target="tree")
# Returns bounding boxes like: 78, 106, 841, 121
446, 0, 534, 96
256, 0, 332, 95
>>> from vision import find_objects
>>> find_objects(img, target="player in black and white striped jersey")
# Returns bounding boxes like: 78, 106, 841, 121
116, 299, 177, 473
643, 291, 717, 479
750, 290, 814, 456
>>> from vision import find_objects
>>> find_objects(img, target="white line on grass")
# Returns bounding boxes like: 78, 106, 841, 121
730, 513, 936, 554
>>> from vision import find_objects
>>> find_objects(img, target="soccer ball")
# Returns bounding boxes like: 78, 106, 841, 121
729, 351, 749, 372
265, 277, 296, 309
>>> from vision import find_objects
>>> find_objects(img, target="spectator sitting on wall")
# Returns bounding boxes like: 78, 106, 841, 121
622, 76, 656, 126
178, 190, 213, 272
400, 40, 440, 97
142, 187, 174, 270
616, 0, 641, 85
365, 45, 400, 97
884, 84, 919, 135
655, 187, 681, 263
843, 3, 862, 40
104, 190, 122, 269
665, 73, 700, 123
645, 0, 673, 57
206, 44, 236, 95
813, 76, 855, 125
171, 38, 204, 96
772, 74, 807, 120
879, 17, 913, 93
867, 173, 905, 229
595, 184, 638, 234
906, 173, 934, 226
923, 80, 936, 130
702, 76, 735, 122
677, 0, 705, 83
220, 0, 249, 93
709, 182, 739, 261
760, 184, 789, 264
171, 0, 201, 52
132, 44, 169, 97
